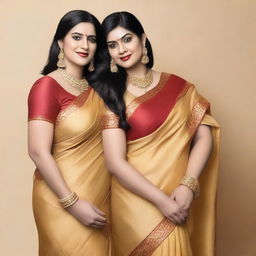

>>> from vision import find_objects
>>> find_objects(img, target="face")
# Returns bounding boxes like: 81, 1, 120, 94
106, 26, 145, 69
59, 22, 97, 68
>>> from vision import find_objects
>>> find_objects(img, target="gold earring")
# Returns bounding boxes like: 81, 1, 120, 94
88, 58, 94, 72
141, 46, 149, 64
57, 48, 66, 68
110, 58, 118, 73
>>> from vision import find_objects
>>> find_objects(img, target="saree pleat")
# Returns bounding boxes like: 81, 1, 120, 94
110, 74, 220, 256
32, 90, 111, 256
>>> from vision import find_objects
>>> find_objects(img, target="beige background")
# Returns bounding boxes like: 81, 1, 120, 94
1, 0, 255, 255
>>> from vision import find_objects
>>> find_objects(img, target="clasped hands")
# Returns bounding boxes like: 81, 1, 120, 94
157, 185, 194, 225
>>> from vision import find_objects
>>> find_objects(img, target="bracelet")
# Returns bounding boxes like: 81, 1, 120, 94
180, 175, 200, 197
58, 192, 79, 208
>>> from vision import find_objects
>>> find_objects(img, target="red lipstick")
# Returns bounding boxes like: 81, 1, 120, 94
120, 54, 131, 61
77, 52, 88, 57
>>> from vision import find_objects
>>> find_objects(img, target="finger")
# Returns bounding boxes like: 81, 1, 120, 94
95, 216, 107, 223
169, 193, 175, 200
174, 213, 184, 224
93, 206, 106, 216
167, 215, 179, 224
95, 221, 106, 227
177, 210, 187, 219
90, 224, 104, 229
169, 213, 181, 224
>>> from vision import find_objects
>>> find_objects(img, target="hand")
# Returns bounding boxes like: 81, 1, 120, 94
66, 199, 107, 229
170, 185, 194, 212
156, 196, 189, 225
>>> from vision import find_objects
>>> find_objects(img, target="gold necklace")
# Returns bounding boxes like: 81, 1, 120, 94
58, 68, 89, 92
127, 69, 153, 89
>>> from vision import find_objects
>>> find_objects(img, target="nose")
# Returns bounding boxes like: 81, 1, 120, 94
81, 37, 89, 51
118, 42, 127, 55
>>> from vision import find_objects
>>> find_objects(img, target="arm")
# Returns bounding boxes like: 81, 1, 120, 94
28, 120, 106, 228
102, 128, 188, 224
170, 125, 213, 210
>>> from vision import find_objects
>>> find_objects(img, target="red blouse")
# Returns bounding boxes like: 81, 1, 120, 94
28, 76, 76, 123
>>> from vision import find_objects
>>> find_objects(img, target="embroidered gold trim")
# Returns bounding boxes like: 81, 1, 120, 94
187, 96, 210, 134
126, 73, 170, 119
56, 88, 91, 123
101, 114, 119, 129
129, 218, 176, 256
28, 116, 54, 124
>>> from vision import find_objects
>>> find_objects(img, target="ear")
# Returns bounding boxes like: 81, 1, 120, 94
142, 33, 147, 46
58, 40, 63, 49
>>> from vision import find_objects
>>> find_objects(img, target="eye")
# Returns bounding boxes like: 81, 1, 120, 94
108, 43, 117, 49
88, 36, 96, 43
72, 36, 81, 41
123, 36, 132, 43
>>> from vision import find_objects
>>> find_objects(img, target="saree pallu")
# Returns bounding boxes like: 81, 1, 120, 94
32, 89, 111, 256
103, 73, 220, 256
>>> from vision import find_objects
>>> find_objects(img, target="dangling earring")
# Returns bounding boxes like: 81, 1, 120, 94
88, 58, 94, 72
141, 46, 149, 64
57, 48, 66, 68
110, 58, 118, 73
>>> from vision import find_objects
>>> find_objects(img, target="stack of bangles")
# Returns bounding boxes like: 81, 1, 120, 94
180, 175, 200, 197
58, 192, 79, 208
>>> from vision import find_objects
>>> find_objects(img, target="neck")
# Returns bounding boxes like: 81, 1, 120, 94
126, 62, 148, 78
64, 62, 84, 80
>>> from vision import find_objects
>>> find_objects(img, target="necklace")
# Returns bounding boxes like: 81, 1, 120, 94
127, 69, 153, 89
58, 68, 89, 92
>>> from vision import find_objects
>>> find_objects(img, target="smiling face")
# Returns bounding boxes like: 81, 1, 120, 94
106, 26, 145, 69
58, 22, 97, 68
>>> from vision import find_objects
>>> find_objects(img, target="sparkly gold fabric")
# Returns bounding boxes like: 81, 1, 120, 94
109, 81, 220, 256
32, 90, 111, 255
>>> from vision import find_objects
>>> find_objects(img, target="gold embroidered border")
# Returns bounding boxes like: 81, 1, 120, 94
187, 96, 210, 134
126, 73, 170, 119
129, 218, 176, 256
101, 114, 119, 129
56, 88, 91, 124
28, 116, 55, 124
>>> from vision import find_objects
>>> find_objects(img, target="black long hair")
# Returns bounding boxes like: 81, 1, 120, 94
91, 12, 154, 130
41, 10, 101, 78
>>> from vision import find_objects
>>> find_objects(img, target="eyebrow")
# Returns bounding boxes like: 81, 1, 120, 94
107, 33, 132, 43
71, 32, 96, 36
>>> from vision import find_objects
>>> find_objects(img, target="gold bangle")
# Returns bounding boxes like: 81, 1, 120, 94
58, 192, 79, 208
180, 175, 200, 197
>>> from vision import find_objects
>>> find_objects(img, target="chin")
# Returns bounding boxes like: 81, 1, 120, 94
117, 62, 135, 69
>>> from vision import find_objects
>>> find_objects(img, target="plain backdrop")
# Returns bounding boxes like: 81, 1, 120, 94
1, 0, 255, 255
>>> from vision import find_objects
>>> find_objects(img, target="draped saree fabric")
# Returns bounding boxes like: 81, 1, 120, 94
102, 73, 220, 256
28, 77, 111, 256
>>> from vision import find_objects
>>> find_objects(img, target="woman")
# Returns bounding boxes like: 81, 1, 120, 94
28, 10, 111, 255
94, 12, 220, 256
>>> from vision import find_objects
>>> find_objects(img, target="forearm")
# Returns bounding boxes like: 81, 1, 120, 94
108, 159, 169, 207
30, 152, 71, 198
185, 125, 213, 179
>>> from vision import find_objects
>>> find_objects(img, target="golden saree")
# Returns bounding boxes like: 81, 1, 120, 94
28, 77, 111, 255
102, 73, 220, 256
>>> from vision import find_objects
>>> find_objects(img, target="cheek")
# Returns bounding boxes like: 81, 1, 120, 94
133, 42, 143, 55
63, 39, 77, 52
108, 49, 117, 59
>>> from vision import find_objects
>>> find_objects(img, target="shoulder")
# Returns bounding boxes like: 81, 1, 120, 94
28, 76, 61, 101
30, 76, 58, 92
28, 76, 61, 106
